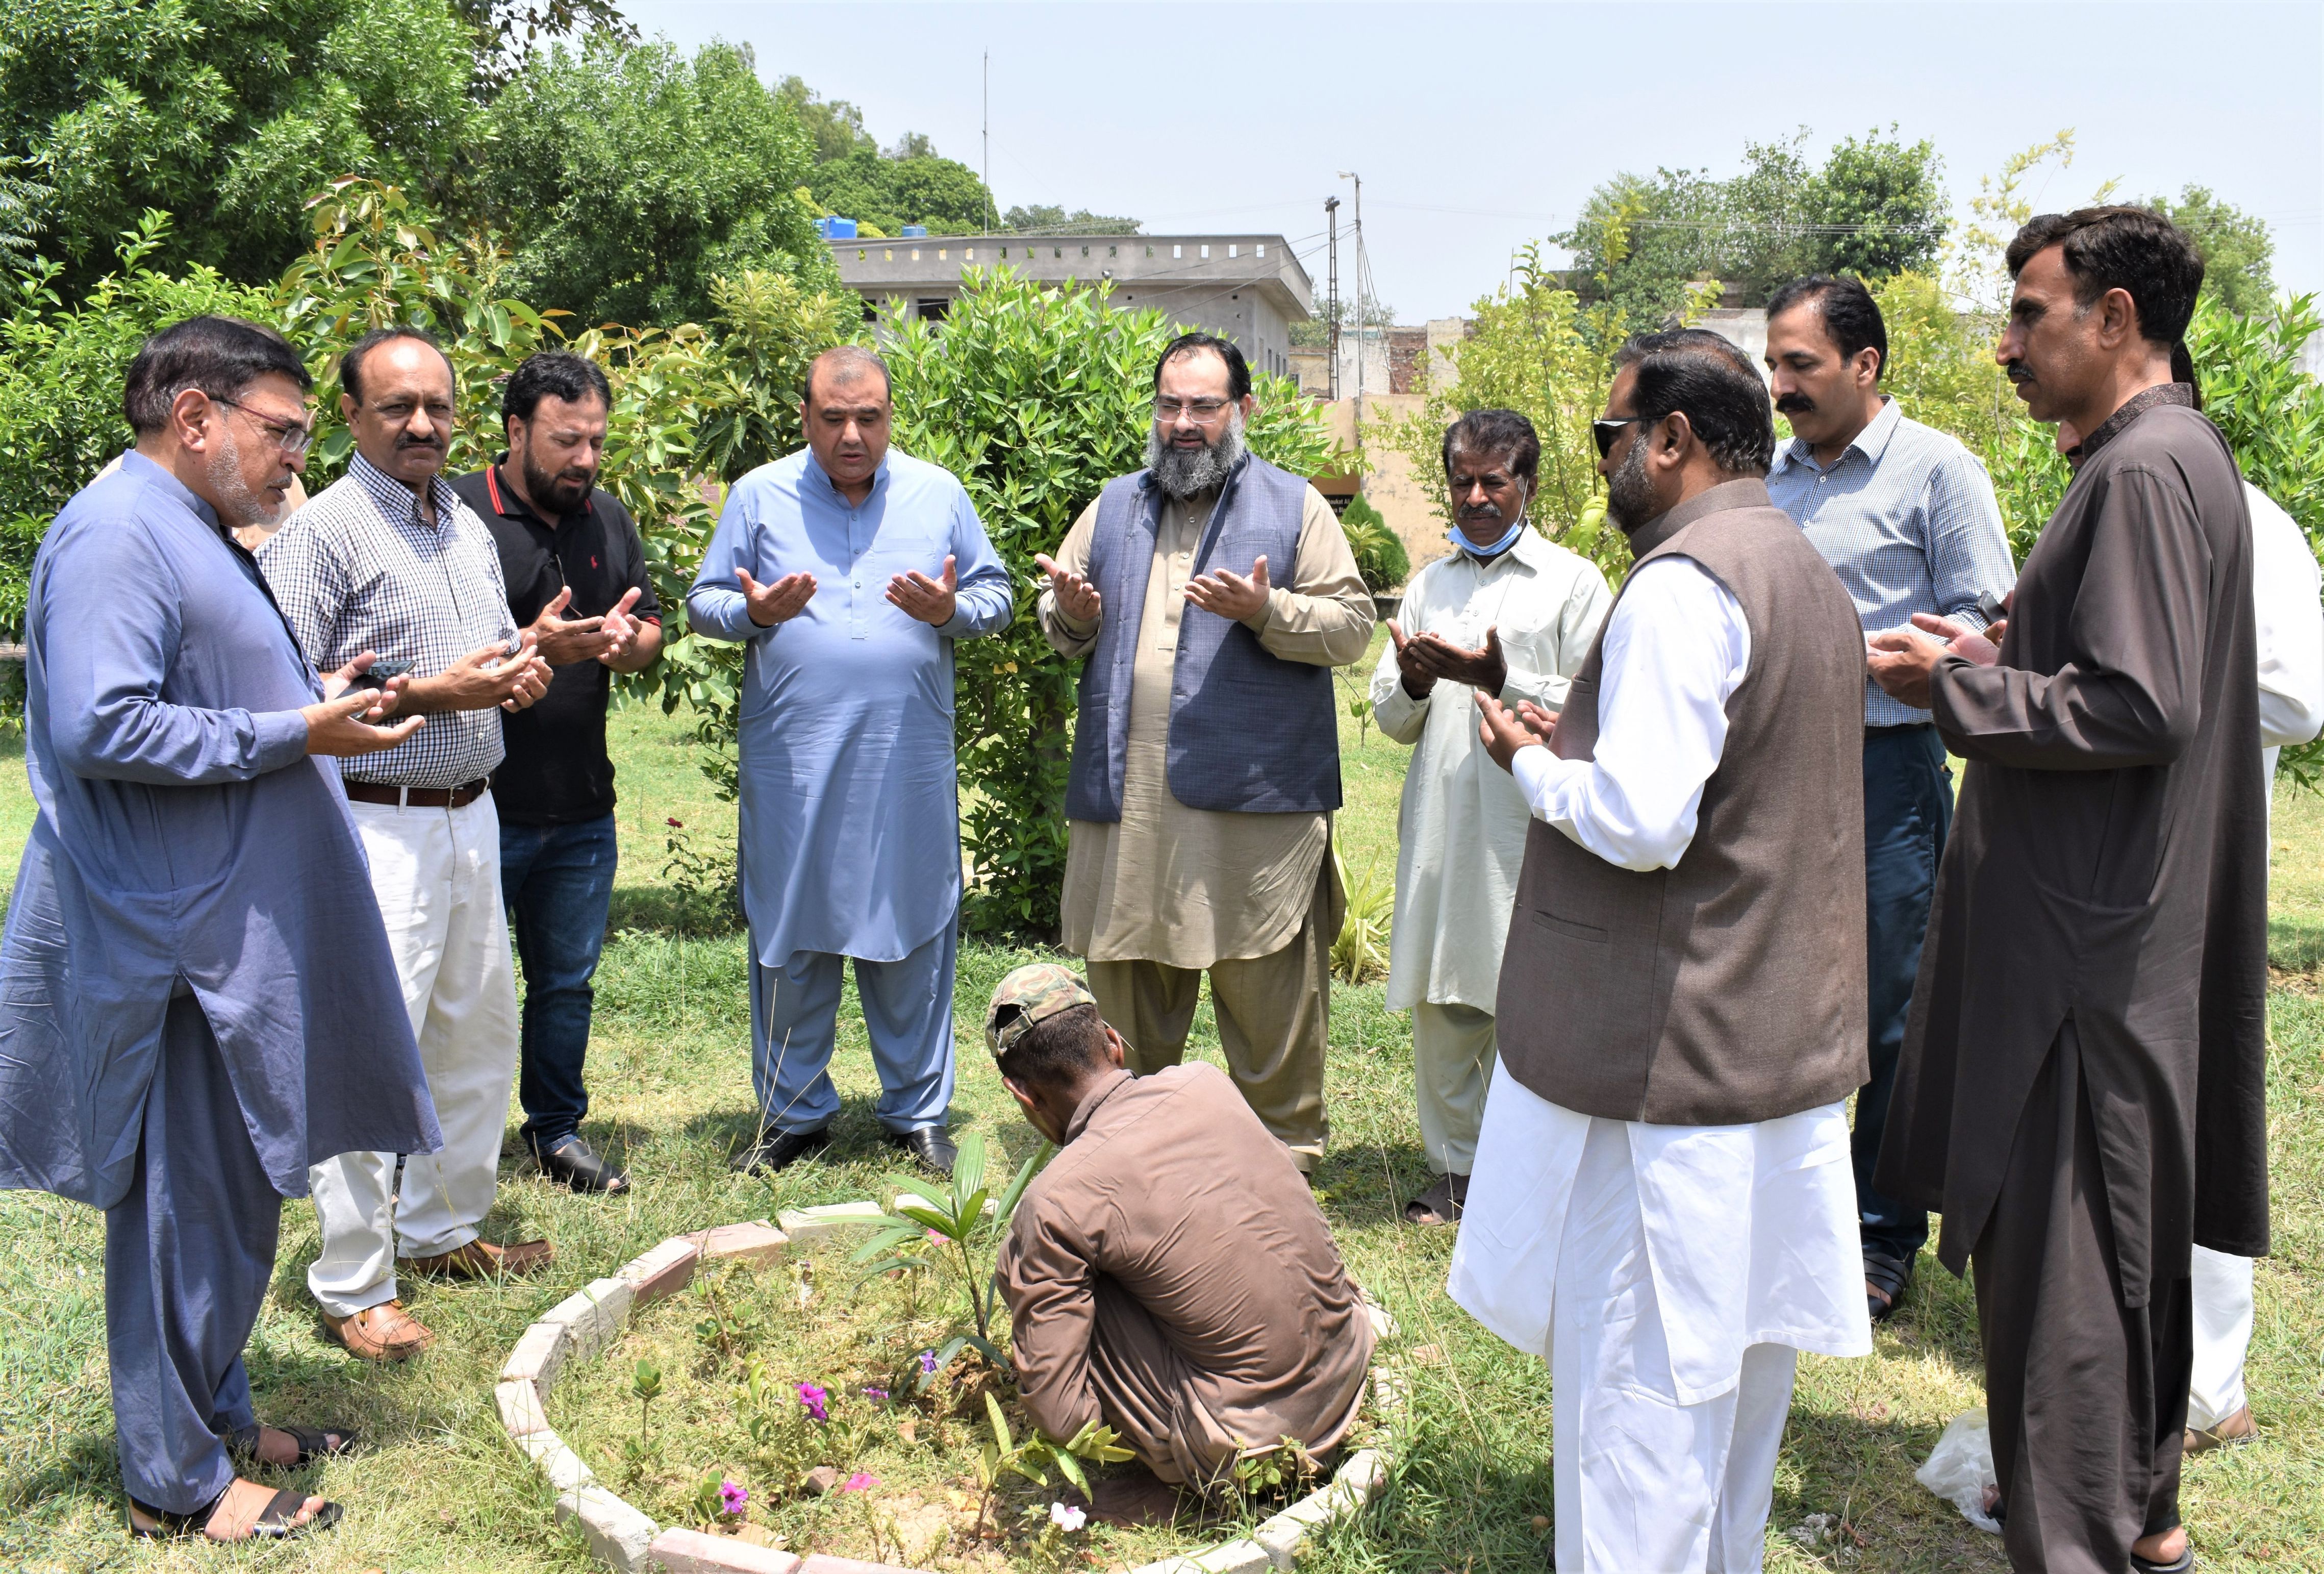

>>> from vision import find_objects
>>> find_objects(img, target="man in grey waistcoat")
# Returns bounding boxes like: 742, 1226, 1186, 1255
1034, 332, 1373, 1170
1449, 330, 1873, 1572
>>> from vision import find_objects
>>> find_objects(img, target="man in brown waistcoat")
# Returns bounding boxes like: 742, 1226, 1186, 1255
1448, 329, 1872, 1574
1866, 208, 2267, 1574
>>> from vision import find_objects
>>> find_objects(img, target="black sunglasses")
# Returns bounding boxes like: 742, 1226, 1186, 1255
1592, 415, 1648, 459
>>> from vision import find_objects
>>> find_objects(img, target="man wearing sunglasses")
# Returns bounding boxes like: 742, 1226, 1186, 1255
1034, 332, 1373, 1175
1452, 329, 1873, 1572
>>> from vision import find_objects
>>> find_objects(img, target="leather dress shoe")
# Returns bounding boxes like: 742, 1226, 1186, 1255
731, 1125, 831, 1176
535, 1134, 630, 1195
405, 1237, 555, 1279
320, 1300, 434, 1362
883, 1124, 957, 1176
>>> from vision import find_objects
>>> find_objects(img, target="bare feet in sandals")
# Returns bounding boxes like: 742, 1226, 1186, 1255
1404, 1172, 1468, 1227
232, 1421, 358, 1468
129, 1477, 340, 1541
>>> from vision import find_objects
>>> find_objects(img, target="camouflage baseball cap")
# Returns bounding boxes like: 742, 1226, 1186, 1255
984, 963, 1097, 1058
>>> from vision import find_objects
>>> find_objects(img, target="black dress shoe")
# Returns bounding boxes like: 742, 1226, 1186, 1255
882, 1125, 957, 1176
731, 1125, 831, 1176
535, 1135, 630, 1195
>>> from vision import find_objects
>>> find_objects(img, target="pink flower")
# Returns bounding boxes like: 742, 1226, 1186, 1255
797, 1382, 828, 1422
719, 1479, 749, 1515
666, 817, 684, 828
840, 1472, 880, 1492
862, 1386, 889, 1400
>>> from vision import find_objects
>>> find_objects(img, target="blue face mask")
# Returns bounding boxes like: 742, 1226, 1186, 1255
1452, 515, 1526, 560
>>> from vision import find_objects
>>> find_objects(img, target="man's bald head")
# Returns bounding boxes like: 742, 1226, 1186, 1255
804, 344, 892, 406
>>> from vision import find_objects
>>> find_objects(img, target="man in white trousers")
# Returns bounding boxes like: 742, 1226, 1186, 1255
1451, 330, 1874, 1573
1371, 409, 1611, 1226
263, 326, 557, 1361
2055, 372, 2324, 1456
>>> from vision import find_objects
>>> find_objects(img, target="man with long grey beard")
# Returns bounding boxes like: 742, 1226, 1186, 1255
1035, 332, 1373, 1171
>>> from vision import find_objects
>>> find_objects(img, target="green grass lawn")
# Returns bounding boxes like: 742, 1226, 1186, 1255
3, 638, 2321, 1571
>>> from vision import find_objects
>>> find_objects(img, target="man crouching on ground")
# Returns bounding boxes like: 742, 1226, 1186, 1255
988, 964, 1374, 1514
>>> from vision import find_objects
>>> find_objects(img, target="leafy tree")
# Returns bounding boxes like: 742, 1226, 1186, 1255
0, 0, 481, 296
811, 145, 994, 236
882, 266, 1341, 935
774, 75, 876, 165
1558, 167, 1725, 330
1818, 129, 1947, 280
453, 0, 633, 89
1002, 204, 1142, 235
2148, 185, 2276, 316
484, 38, 838, 327
883, 131, 939, 161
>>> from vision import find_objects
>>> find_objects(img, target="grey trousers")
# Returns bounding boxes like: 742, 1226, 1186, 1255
105, 990, 282, 1514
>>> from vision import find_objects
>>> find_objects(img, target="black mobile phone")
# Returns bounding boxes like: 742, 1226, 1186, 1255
349, 658, 413, 690
1976, 591, 2008, 628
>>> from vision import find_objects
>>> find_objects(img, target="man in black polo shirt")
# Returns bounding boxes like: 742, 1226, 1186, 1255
449, 351, 663, 1195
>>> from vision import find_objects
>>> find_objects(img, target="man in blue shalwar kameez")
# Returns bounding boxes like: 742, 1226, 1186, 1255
688, 346, 1011, 1178
0, 317, 441, 1542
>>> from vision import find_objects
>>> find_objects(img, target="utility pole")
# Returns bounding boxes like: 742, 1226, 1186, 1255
1324, 195, 1341, 401
1337, 170, 1363, 462
981, 53, 992, 234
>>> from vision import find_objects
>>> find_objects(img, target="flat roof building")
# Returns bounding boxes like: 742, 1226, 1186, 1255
828, 234, 1314, 384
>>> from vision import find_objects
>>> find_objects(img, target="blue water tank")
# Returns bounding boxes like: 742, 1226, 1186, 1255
899, 224, 929, 238
817, 216, 858, 240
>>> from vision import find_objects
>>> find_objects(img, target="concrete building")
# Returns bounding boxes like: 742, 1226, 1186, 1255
826, 234, 1313, 382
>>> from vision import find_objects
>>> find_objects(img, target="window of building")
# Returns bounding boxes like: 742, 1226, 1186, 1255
1256, 243, 1266, 258
939, 248, 949, 260
912, 249, 922, 262
862, 302, 877, 324
1200, 244, 1210, 259
1228, 244, 1238, 258
1081, 245, 1090, 258
1173, 245, 1182, 259
857, 248, 867, 261
885, 249, 895, 261
916, 298, 950, 322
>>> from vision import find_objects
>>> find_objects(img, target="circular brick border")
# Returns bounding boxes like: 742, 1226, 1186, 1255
497, 1204, 1403, 1574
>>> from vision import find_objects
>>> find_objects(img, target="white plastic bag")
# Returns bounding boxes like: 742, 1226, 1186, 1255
1915, 1408, 2003, 1534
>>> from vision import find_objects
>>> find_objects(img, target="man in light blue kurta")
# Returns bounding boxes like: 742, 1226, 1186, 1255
688, 347, 1011, 1177
0, 318, 438, 1540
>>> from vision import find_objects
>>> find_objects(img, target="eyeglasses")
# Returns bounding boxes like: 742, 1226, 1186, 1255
1153, 396, 1233, 422
1591, 415, 1649, 459
212, 394, 315, 457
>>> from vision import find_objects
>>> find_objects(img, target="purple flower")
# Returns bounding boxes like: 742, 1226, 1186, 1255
797, 1381, 828, 1422
918, 1349, 938, 1376
719, 1479, 749, 1515
862, 1386, 889, 1400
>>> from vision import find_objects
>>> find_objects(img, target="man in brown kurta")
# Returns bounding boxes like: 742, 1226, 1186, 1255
987, 965, 1374, 1495
1868, 208, 2268, 1574
1036, 334, 1372, 1169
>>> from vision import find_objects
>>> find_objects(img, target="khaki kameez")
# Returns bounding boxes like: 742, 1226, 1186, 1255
1039, 485, 1372, 1164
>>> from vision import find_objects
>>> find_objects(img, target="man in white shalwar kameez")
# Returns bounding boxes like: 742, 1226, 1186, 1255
1371, 410, 1611, 1226
1450, 330, 1873, 1574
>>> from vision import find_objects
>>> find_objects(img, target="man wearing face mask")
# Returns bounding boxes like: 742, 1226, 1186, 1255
448, 352, 663, 1197
1369, 410, 1611, 1227
1451, 330, 1873, 1573
1035, 333, 1374, 1172
1761, 275, 2015, 1327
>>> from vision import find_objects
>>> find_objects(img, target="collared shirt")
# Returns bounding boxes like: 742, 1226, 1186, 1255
1767, 395, 2015, 726
1369, 530, 1612, 1009
260, 452, 520, 788
997, 1063, 1375, 1483
686, 446, 1012, 965
446, 462, 663, 826
2249, 483, 2324, 757
1511, 554, 1751, 871
0, 451, 438, 1208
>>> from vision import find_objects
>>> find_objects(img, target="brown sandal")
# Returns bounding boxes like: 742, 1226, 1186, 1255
129, 1481, 342, 1541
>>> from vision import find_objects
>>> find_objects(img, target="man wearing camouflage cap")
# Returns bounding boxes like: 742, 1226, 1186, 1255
987, 964, 1374, 1505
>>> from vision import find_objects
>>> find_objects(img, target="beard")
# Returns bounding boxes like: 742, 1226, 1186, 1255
206, 424, 288, 529
519, 444, 595, 515
1604, 429, 1659, 533
1146, 409, 1247, 500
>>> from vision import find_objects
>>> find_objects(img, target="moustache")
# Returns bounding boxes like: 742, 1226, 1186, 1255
1774, 394, 1815, 414
396, 434, 445, 449
1458, 503, 1503, 521
2005, 361, 2035, 384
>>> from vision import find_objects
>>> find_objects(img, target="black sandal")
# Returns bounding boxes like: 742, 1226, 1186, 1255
129, 1484, 343, 1541
1864, 1250, 1913, 1323
2131, 1544, 2194, 1573
227, 1422, 359, 1468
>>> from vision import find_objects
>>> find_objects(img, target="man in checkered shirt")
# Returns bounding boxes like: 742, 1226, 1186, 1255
1761, 275, 2016, 1331
260, 326, 555, 1364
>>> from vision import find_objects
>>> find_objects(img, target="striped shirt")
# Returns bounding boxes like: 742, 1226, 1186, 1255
1766, 396, 2016, 727
259, 452, 519, 786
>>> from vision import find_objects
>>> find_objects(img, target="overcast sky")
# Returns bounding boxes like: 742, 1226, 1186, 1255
627, 1, 2323, 322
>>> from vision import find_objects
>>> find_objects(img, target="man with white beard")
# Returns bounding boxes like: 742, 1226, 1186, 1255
1035, 333, 1373, 1170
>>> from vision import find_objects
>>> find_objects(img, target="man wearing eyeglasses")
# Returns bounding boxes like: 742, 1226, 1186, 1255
0, 316, 440, 1542
261, 326, 558, 1364
1035, 332, 1373, 1174
1452, 330, 1873, 1572
448, 351, 662, 1199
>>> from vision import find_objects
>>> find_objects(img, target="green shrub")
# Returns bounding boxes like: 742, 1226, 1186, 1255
1340, 493, 1408, 592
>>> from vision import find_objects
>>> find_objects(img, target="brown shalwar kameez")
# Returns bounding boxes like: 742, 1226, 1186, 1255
1878, 387, 2269, 1573
996, 1063, 1374, 1486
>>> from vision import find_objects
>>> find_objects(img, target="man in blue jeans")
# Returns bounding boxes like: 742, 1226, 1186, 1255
450, 352, 662, 1194
1763, 276, 2015, 1321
